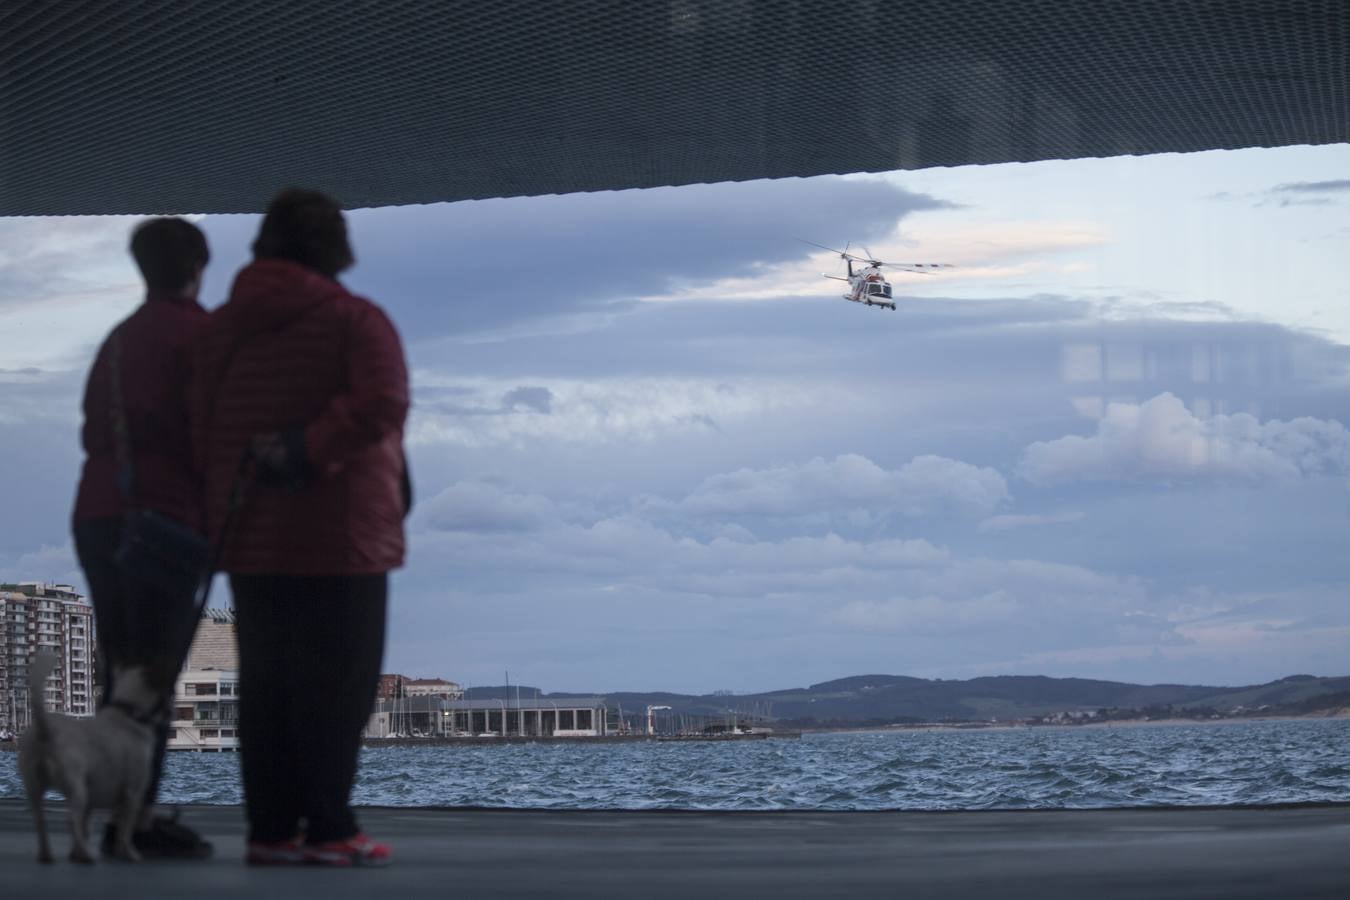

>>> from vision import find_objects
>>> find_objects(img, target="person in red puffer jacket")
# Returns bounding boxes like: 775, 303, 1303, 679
73, 217, 215, 860
191, 189, 408, 868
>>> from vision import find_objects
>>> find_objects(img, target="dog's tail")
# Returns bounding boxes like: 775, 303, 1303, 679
26, 653, 57, 741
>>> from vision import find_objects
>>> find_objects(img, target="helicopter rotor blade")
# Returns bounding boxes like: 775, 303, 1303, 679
876, 260, 956, 270
799, 239, 954, 269
797, 238, 850, 257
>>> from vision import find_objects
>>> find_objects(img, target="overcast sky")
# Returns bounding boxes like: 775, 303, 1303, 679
2, 143, 1348, 694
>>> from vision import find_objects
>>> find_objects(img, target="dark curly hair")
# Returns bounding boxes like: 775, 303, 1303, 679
251, 187, 354, 278
129, 217, 209, 292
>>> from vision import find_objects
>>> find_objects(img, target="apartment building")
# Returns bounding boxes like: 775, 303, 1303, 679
0, 583, 96, 733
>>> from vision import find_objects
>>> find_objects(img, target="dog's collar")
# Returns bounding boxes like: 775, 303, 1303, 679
105, 699, 163, 727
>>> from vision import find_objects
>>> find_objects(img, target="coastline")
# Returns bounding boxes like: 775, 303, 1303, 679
804, 710, 1350, 736
5, 710, 1346, 750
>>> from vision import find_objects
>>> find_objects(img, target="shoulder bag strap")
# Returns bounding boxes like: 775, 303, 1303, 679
107, 327, 137, 503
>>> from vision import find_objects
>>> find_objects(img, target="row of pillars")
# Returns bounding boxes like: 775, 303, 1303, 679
450, 707, 597, 736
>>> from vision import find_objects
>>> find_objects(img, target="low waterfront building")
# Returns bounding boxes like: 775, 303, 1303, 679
168, 608, 240, 751
405, 678, 463, 699
0, 583, 95, 733
169, 667, 239, 751
377, 674, 465, 700
365, 696, 610, 738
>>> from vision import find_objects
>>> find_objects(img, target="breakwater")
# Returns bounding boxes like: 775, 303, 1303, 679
363, 731, 800, 748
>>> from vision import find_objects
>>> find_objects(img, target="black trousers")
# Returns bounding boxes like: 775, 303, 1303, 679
231, 573, 386, 844
74, 516, 202, 808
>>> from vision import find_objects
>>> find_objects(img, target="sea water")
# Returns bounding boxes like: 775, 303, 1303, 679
4, 719, 1348, 810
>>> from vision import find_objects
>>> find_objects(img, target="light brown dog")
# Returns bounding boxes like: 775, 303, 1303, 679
18, 653, 166, 864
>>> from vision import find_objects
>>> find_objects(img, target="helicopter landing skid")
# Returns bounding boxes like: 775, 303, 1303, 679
845, 296, 896, 311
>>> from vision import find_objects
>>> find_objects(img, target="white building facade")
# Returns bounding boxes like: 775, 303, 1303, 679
169, 668, 240, 752
404, 678, 464, 699
167, 608, 240, 752
366, 696, 610, 739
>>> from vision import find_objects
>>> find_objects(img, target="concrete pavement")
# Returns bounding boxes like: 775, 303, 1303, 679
1, 800, 1348, 898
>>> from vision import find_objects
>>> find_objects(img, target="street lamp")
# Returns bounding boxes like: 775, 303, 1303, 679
646, 705, 671, 736
494, 699, 507, 737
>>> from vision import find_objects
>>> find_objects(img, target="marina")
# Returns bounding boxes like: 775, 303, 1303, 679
366, 693, 796, 743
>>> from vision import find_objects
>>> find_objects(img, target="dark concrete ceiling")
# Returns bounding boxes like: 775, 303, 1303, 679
1, 0, 1346, 215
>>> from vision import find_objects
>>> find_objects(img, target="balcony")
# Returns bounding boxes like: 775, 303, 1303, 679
185, 717, 240, 727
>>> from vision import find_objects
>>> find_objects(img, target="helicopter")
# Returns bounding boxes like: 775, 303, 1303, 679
803, 240, 954, 311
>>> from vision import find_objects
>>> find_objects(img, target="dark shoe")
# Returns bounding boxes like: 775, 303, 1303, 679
103, 814, 213, 860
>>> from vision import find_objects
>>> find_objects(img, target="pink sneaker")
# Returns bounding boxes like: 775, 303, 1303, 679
303, 833, 393, 868
246, 837, 305, 866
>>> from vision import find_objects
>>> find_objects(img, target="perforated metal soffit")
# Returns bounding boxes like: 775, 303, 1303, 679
1, 0, 1346, 215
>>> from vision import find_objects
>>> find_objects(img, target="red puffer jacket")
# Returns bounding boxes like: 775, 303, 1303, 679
73, 293, 208, 529
191, 259, 410, 575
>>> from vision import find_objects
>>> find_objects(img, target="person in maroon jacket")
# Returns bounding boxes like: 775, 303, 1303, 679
191, 188, 408, 868
72, 217, 214, 858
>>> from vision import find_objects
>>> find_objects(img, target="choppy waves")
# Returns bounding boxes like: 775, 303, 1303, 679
4, 719, 1348, 811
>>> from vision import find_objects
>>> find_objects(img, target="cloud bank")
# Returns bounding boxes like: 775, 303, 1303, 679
1018, 392, 1350, 486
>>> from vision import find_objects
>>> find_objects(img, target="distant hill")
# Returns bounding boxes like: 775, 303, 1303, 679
465, 673, 1350, 726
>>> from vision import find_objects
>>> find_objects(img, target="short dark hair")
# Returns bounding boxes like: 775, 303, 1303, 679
129, 218, 209, 292
251, 188, 354, 278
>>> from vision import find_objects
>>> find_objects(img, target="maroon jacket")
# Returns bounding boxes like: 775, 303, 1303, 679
73, 292, 209, 529
191, 260, 410, 575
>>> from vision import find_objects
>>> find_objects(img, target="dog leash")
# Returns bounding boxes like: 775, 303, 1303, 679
194, 449, 257, 613
137, 451, 254, 729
